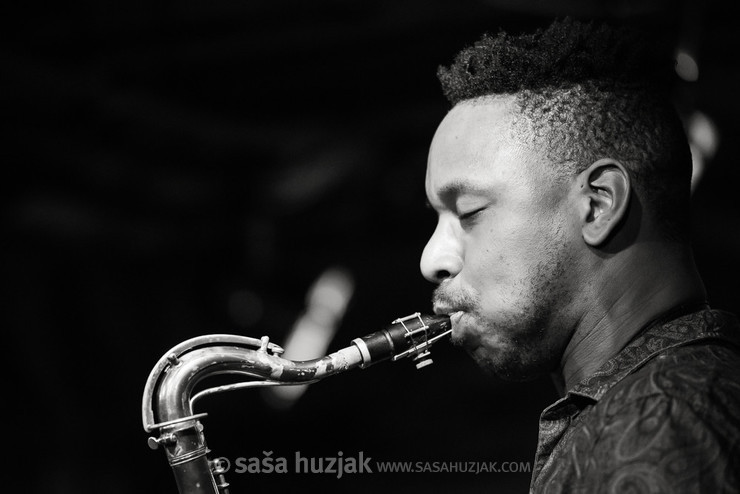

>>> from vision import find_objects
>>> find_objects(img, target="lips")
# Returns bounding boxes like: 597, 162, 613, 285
433, 305, 464, 334
449, 311, 464, 326
432, 284, 474, 340
433, 305, 454, 316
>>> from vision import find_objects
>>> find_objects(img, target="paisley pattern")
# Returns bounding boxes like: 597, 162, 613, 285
530, 309, 740, 493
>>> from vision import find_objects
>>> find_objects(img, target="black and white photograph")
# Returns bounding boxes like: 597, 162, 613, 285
5, 1, 740, 493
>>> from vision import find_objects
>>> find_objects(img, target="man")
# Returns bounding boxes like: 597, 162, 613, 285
421, 17, 740, 492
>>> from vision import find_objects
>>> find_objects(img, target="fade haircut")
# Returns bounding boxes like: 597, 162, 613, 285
437, 17, 693, 241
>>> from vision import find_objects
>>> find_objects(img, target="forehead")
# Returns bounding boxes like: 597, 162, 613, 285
426, 97, 536, 196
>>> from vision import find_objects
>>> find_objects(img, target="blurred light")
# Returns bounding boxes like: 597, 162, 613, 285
263, 266, 355, 410
270, 147, 359, 213
687, 111, 720, 193
675, 50, 699, 82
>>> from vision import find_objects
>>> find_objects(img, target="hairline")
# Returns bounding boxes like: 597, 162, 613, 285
452, 93, 580, 183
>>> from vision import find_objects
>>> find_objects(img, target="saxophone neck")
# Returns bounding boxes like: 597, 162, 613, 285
142, 312, 451, 494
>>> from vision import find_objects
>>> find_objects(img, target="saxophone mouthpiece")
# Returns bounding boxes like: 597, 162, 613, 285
351, 312, 452, 369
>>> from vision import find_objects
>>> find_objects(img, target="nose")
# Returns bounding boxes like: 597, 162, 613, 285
420, 219, 463, 283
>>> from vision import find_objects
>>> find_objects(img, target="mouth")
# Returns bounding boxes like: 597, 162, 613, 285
449, 311, 464, 324
433, 306, 465, 331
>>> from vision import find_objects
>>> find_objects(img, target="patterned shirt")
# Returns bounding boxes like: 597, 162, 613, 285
530, 307, 740, 493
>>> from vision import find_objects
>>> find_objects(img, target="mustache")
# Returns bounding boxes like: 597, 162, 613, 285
432, 282, 479, 313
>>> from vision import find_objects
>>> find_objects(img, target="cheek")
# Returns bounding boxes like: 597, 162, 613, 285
462, 217, 544, 280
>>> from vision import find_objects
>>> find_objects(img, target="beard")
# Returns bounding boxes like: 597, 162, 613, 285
433, 237, 573, 382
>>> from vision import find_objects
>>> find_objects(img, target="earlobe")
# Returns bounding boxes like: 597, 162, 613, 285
579, 159, 631, 247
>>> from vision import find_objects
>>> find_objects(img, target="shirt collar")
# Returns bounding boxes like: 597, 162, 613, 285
566, 306, 740, 403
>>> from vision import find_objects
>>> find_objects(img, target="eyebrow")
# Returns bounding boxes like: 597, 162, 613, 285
437, 179, 493, 206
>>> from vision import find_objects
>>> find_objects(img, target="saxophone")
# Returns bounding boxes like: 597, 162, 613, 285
142, 312, 451, 494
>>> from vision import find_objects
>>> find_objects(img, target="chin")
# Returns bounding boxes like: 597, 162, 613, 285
469, 343, 554, 382
449, 309, 562, 381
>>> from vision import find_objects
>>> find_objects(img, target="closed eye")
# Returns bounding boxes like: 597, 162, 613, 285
459, 207, 485, 223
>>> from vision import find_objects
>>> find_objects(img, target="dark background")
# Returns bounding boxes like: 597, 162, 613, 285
4, 1, 739, 493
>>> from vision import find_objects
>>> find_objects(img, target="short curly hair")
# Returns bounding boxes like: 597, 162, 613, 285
437, 17, 692, 241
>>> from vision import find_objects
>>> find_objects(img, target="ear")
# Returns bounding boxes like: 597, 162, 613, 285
578, 158, 631, 247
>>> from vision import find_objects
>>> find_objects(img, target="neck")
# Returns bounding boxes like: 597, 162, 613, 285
556, 243, 707, 393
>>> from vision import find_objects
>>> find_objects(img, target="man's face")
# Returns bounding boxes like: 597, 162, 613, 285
422, 97, 578, 381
